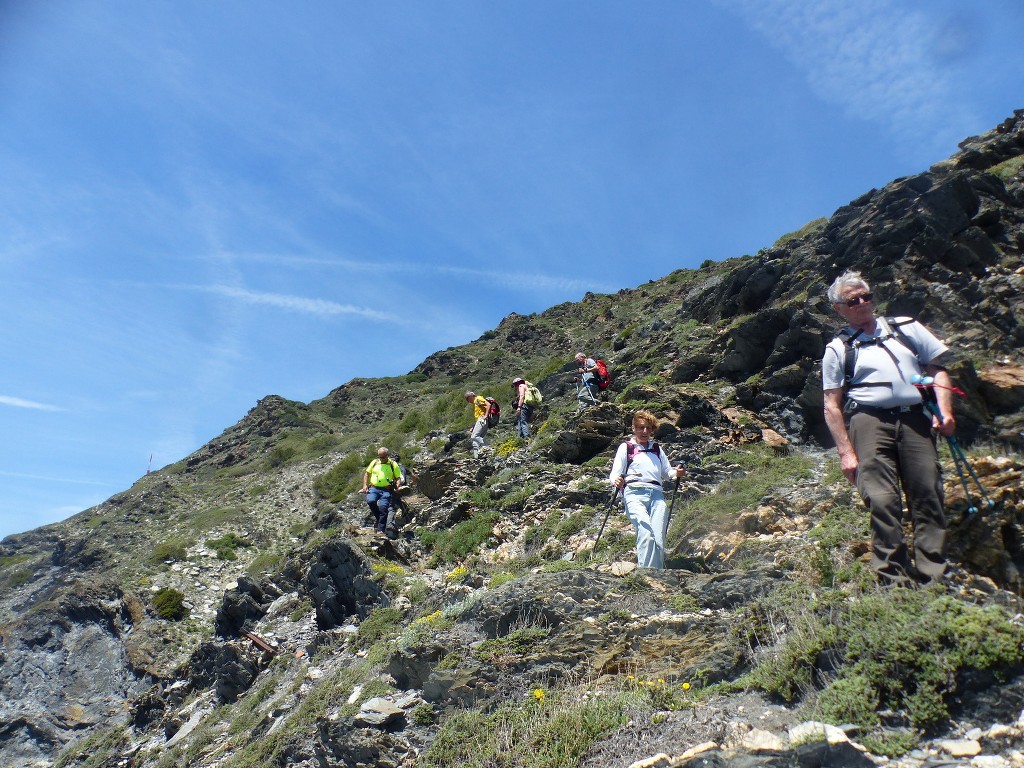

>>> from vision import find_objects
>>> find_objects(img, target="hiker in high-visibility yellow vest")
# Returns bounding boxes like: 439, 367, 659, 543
465, 390, 490, 458
361, 447, 402, 535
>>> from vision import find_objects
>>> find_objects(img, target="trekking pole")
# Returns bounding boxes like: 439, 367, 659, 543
594, 487, 621, 551
665, 476, 681, 530
943, 431, 996, 513
575, 377, 597, 406
911, 375, 996, 514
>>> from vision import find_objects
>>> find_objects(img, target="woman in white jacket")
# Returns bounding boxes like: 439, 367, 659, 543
608, 410, 685, 569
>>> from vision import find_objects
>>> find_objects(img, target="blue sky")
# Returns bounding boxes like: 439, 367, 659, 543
2, 1, 1022, 540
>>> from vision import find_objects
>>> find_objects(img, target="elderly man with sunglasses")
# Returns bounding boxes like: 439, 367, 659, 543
822, 271, 956, 585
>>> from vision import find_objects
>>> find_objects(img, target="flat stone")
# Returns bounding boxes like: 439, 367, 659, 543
678, 741, 718, 759
743, 728, 785, 751
611, 561, 637, 576
973, 756, 1012, 768
354, 697, 405, 727
789, 721, 849, 745
938, 738, 982, 758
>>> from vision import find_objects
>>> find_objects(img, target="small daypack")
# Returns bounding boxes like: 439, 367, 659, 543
625, 440, 662, 468
594, 359, 611, 390
524, 382, 543, 405
485, 397, 501, 427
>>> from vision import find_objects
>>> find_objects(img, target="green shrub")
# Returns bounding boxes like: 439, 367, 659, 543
497, 481, 539, 511
430, 389, 476, 431
247, 551, 283, 576
412, 702, 436, 725
424, 686, 628, 768
773, 217, 827, 247
405, 578, 431, 605
488, 572, 517, 589
990, 154, 1024, 181
314, 449, 374, 502
418, 510, 500, 564
152, 587, 189, 620
193, 505, 245, 532
205, 533, 249, 561
0, 554, 32, 570
356, 606, 404, 648
150, 540, 189, 564
460, 487, 494, 508
746, 587, 1024, 733
818, 674, 880, 729
474, 627, 551, 665
266, 443, 298, 468
55, 725, 129, 768
669, 593, 700, 613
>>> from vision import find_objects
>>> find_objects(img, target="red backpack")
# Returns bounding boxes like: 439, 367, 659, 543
485, 397, 501, 427
594, 359, 611, 390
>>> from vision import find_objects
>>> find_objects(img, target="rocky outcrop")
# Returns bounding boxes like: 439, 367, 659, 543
0, 581, 152, 765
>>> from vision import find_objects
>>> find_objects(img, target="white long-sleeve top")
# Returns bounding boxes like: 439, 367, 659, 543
608, 439, 676, 489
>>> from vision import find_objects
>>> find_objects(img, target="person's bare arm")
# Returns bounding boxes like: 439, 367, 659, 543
924, 364, 957, 437
824, 388, 858, 483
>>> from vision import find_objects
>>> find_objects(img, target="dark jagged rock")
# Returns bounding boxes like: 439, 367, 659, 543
304, 539, 383, 628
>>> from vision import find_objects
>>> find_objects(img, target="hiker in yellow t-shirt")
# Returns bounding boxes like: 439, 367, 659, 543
465, 390, 490, 458
360, 446, 402, 534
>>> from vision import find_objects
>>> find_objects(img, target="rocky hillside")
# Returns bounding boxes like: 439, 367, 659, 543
2, 111, 1024, 768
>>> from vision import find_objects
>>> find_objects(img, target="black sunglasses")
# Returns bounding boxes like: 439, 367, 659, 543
843, 292, 873, 307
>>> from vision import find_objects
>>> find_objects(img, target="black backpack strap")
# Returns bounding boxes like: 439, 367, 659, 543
884, 317, 919, 359
835, 328, 863, 388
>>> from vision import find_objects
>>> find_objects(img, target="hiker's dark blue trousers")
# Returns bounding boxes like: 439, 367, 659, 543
366, 487, 393, 532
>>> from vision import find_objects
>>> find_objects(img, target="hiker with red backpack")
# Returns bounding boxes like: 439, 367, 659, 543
465, 390, 498, 458
608, 409, 686, 569
575, 353, 610, 405
822, 271, 955, 586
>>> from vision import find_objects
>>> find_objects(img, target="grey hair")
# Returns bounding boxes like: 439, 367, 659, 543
827, 271, 871, 304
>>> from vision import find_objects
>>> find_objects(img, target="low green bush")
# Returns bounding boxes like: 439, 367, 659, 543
475, 627, 550, 665
153, 587, 189, 620
205, 533, 249, 561
150, 540, 189, 564
424, 686, 628, 768
356, 606, 404, 648
746, 587, 1024, 733
314, 449, 375, 502
418, 510, 500, 564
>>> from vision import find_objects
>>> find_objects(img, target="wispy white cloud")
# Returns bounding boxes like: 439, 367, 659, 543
182, 284, 398, 323
713, 0, 969, 149
0, 395, 62, 411
228, 252, 612, 296
0, 470, 110, 487
436, 266, 612, 295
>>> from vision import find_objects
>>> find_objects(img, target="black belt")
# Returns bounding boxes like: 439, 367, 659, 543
845, 402, 923, 418
625, 479, 661, 487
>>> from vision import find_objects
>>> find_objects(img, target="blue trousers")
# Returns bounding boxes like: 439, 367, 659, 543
516, 405, 532, 439
365, 487, 394, 532
623, 485, 667, 569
